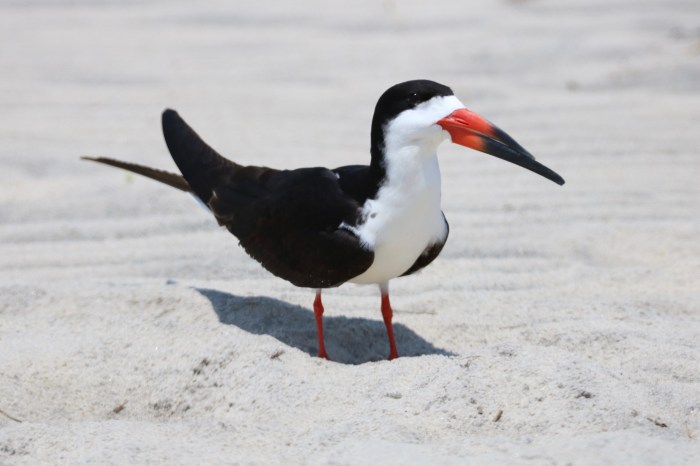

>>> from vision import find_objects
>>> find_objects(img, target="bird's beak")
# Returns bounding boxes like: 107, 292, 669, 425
437, 108, 565, 185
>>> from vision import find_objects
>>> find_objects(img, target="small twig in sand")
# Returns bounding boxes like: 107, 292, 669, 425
646, 417, 668, 428
270, 349, 285, 360
493, 409, 503, 422
113, 400, 128, 414
0, 407, 22, 423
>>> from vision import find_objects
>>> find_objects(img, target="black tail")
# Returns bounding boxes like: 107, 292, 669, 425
161, 109, 240, 204
81, 156, 191, 192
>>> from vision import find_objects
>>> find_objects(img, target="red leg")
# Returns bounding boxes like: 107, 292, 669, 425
313, 290, 330, 360
380, 292, 399, 360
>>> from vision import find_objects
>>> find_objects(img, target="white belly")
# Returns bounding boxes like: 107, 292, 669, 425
349, 154, 447, 285
349, 208, 446, 284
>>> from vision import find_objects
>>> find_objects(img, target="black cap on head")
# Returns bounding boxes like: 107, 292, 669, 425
371, 80, 454, 164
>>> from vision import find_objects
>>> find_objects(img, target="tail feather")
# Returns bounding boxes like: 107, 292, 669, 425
81, 156, 191, 192
83, 109, 240, 205
161, 109, 240, 204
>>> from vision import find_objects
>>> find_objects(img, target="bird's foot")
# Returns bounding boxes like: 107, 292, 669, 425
313, 290, 331, 361
380, 289, 399, 362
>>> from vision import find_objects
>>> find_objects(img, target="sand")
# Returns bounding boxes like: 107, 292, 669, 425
1, 0, 699, 464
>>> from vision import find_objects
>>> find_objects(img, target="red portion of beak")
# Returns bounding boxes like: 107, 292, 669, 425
437, 108, 565, 185
437, 108, 495, 152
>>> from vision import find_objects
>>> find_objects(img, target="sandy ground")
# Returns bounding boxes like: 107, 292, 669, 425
1, 0, 699, 464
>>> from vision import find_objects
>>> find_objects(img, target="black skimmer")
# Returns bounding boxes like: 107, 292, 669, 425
84, 80, 564, 361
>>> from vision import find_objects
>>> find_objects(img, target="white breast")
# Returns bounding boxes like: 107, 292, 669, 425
349, 153, 448, 285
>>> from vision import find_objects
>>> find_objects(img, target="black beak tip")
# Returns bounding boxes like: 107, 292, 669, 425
540, 166, 565, 186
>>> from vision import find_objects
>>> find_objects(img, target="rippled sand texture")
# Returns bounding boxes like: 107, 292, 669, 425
1, 0, 699, 464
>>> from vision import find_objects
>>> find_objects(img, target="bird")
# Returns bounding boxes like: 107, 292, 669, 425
83, 79, 564, 361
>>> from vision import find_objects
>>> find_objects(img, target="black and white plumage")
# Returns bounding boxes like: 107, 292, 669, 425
84, 79, 564, 360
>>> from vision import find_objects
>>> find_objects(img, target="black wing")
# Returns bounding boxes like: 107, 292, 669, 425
400, 214, 449, 277
331, 164, 383, 205
162, 109, 374, 288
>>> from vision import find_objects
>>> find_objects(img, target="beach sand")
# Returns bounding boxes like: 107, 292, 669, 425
1, 0, 699, 464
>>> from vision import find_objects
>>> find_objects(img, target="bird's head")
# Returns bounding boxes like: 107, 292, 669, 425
371, 80, 564, 185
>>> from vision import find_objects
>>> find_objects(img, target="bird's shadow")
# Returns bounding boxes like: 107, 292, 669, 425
196, 288, 455, 365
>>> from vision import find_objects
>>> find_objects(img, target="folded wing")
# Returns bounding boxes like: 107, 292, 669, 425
161, 110, 374, 288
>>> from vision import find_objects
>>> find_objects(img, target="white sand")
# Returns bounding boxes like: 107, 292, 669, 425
1, 0, 699, 464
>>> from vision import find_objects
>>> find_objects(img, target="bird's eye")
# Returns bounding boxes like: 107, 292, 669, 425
408, 92, 420, 102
